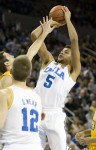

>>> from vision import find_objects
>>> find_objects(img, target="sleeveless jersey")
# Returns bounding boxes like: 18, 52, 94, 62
89, 112, 96, 150
35, 61, 75, 109
0, 85, 42, 145
0, 71, 12, 80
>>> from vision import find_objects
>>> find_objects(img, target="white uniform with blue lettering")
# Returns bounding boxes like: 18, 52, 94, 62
35, 61, 75, 150
0, 85, 43, 150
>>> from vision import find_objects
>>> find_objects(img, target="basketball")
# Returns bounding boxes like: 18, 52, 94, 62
49, 5, 65, 24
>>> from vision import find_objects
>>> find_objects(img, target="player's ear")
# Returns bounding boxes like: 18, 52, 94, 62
4, 61, 10, 67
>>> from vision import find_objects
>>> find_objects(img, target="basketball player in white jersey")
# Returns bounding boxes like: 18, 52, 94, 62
0, 19, 60, 150
32, 6, 81, 150
0, 55, 44, 150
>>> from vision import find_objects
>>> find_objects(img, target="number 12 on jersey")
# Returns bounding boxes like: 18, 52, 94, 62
22, 108, 38, 132
44, 74, 55, 88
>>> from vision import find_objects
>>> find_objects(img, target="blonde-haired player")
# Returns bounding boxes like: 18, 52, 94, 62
0, 55, 43, 150
75, 112, 96, 150
32, 6, 81, 150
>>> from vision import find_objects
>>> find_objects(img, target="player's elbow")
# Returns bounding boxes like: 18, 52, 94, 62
71, 37, 78, 43
31, 32, 34, 38
71, 32, 78, 42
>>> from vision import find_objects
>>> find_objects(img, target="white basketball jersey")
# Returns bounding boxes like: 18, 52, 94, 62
0, 85, 42, 145
35, 61, 75, 109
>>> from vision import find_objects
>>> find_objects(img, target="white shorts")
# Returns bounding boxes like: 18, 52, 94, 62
39, 109, 67, 150
2, 143, 43, 150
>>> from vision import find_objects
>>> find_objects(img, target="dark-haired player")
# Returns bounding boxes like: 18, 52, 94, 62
32, 6, 81, 150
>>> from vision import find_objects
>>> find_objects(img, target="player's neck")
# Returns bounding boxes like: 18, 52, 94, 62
58, 62, 66, 68
13, 80, 28, 89
6, 66, 12, 71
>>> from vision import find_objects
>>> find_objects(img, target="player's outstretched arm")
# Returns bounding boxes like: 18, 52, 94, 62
31, 17, 61, 68
27, 17, 55, 62
63, 6, 81, 81
79, 137, 96, 146
75, 130, 91, 141
0, 89, 9, 129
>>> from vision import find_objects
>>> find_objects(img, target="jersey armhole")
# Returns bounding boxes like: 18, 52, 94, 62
7, 88, 14, 109
41, 60, 54, 70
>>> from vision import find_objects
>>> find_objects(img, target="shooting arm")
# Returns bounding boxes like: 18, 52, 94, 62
64, 7, 81, 81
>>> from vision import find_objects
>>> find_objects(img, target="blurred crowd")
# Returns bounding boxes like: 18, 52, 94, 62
0, 0, 96, 27
65, 56, 96, 149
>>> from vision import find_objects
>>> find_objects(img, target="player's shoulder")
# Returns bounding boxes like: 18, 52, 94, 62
0, 75, 13, 89
1, 74, 12, 81
1, 71, 12, 83
1, 71, 12, 81
0, 88, 10, 98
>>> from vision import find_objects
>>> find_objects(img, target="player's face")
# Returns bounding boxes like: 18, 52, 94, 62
3, 52, 14, 67
58, 48, 71, 64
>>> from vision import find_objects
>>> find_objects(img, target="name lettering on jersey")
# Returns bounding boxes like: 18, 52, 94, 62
44, 67, 64, 80
22, 99, 37, 107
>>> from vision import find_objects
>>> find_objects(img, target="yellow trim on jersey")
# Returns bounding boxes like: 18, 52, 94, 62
0, 71, 12, 80
7, 87, 14, 109
42, 60, 54, 70
88, 130, 96, 150
3, 71, 11, 77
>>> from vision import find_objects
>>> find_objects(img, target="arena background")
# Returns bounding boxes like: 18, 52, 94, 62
0, 0, 96, 149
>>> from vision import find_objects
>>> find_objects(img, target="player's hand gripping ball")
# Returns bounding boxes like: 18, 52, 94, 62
49, 5, 65, 24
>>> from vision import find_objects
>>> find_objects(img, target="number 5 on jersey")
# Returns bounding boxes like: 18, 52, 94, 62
44, 74, 55, 88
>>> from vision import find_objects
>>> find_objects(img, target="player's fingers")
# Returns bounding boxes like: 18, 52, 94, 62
41, 113, 45, 120
65, 6, 69, 10
40, 21, 43, 25
50, 17, 52, 21
79, 141, 84, 145
65, 6, 71, 14
75, 135, 78, 139
76, 133, 80, 137
40, 21, 43, 28
43, 17, 45, 23
79, 139, 85, 145
46, 16, 48, 22
63, 6, 66, 12
62, 8, 66, 14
